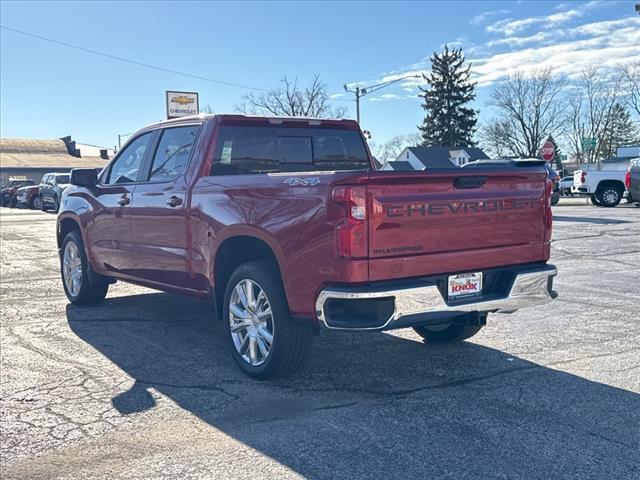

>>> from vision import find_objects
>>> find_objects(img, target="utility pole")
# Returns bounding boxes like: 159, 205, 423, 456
343, 74, 421, 125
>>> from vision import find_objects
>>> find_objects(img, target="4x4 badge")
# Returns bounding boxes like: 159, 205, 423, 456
284, 177, 321, 186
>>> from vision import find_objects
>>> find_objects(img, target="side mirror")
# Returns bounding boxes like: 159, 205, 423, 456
70, 168, 98, 187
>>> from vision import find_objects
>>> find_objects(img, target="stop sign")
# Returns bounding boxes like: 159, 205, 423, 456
541, 141, 555, 161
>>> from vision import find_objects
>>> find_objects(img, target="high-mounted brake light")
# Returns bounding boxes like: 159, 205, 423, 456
332, 185, 368, 259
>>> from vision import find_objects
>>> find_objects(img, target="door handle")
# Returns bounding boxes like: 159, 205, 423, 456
166, 195, 183, 207
117, 194, 130, 206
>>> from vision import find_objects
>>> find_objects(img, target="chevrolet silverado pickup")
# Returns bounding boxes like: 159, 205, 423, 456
57, 114, 557, 378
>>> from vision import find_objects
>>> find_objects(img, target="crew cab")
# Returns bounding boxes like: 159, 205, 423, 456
39, 172, 71, 212
572, 168, 627, 207
57, 114, 557, 378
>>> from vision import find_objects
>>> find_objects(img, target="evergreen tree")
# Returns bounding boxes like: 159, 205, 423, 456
418, 46, 477, 147
599, 103, 639, 159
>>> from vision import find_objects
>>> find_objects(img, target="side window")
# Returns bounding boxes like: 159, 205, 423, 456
105, 133, 152, 185
146, 126, 199, 183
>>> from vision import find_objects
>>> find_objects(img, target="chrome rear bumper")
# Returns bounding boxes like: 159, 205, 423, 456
315, 265, 557, 331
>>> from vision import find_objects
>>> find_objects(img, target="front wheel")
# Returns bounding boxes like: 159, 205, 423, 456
61, 231, 109, 305
413, 316, 484, 344
31, 195, 42, 210
223, 261, 313, 379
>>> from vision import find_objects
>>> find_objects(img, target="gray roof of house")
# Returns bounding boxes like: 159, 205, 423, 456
407, 146, 489, 169
388, 161, 415, 171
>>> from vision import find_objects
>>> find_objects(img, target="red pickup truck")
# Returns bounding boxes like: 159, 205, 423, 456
57, 114, 557, 378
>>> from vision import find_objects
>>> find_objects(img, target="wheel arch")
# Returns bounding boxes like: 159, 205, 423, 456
212, 234, 287, 320
57, 215, 83, 251
596, 179, 625, 193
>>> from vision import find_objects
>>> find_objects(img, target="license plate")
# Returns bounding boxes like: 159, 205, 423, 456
448, 272, 483, 299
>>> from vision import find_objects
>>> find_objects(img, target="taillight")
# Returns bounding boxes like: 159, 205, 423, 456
544, 179, 553, 242
332, 185, 368, 259
580, 171, 587, 184
625, 170, 631, 189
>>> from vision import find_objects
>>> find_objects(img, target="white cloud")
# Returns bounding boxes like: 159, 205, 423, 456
470, 9, 510, 25
486, 31, 556, 48
330, 93, 346, 99
471, 17, 640, 86
351, 13, 640, 97
486, 1, 603, 35
368, 93, 405, 102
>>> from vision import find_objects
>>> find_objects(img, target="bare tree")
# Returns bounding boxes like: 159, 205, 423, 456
567, 68, 623, 166
488, 68, 566, 157
236, 75, 347, 118
478, 119, 517, 158
619, 62, 640, 119
371, 134, 421, 165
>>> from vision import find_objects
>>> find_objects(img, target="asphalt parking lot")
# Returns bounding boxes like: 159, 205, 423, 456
1, 200, 639, 480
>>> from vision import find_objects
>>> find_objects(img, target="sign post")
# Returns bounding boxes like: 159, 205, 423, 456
540, 141, 555, 162
166, 91, 199, 119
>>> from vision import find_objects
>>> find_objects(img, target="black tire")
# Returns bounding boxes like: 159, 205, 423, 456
594, 186, 622, 208
53, 195, 60, 213
590, 194, 601, 206
551, 194, 560, 206
31, 195, 42, 210
40, 196, 48, 211
61, 230, 109, 305
222, 261, 313, 379
413, 316, 483, 344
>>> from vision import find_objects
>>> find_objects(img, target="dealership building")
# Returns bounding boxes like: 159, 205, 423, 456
0, 137, 110, 185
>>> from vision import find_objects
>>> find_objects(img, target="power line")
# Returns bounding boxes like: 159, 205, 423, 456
0, 25, 269, 92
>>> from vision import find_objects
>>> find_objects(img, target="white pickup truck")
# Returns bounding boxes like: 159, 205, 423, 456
572, 168, 627, 207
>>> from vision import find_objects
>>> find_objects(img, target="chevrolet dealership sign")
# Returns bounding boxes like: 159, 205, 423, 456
166, 91, 199, 119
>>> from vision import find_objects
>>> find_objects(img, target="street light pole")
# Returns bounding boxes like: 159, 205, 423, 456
343, 74, 422, 125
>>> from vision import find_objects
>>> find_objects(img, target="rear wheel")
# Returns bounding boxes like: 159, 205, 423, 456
413, 315, 484, 344
61, 231, 109, 305
223, 261, 313, 379
590, 194, 601, 206
40, 196, 48, 211
595, 186, 622, 208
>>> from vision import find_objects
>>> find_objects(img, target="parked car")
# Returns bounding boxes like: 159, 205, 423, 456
39, 172, 70, 212
463, 159, 560, 205
57, 114, 557, 379
571, 168, 627, 207
625, 165, 640, 206
559, 176, 574, 196
1, 179, 35, 207
15, 184, 43, 209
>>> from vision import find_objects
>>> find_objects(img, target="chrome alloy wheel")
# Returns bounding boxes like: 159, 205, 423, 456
63, 241, 83, 297
229, 279, 274, 366
602, 189, 619, 205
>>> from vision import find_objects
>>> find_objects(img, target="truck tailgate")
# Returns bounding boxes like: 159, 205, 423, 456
367, 169, 548, 281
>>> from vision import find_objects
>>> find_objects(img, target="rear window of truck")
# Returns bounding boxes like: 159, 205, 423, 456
210, 126, 370, 175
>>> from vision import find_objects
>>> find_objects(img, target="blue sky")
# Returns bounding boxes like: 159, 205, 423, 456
1, 0, 638, 148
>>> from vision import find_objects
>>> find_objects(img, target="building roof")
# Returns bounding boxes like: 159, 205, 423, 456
407, 146, 489, 169
1, 138, 108, 169
387, 160, 415, 171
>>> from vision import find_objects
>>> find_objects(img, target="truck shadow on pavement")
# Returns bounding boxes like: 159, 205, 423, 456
553, 215, 631, 225
66, 292, 639, 479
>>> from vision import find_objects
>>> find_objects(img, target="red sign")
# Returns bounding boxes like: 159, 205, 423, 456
541, 141, 555, 161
